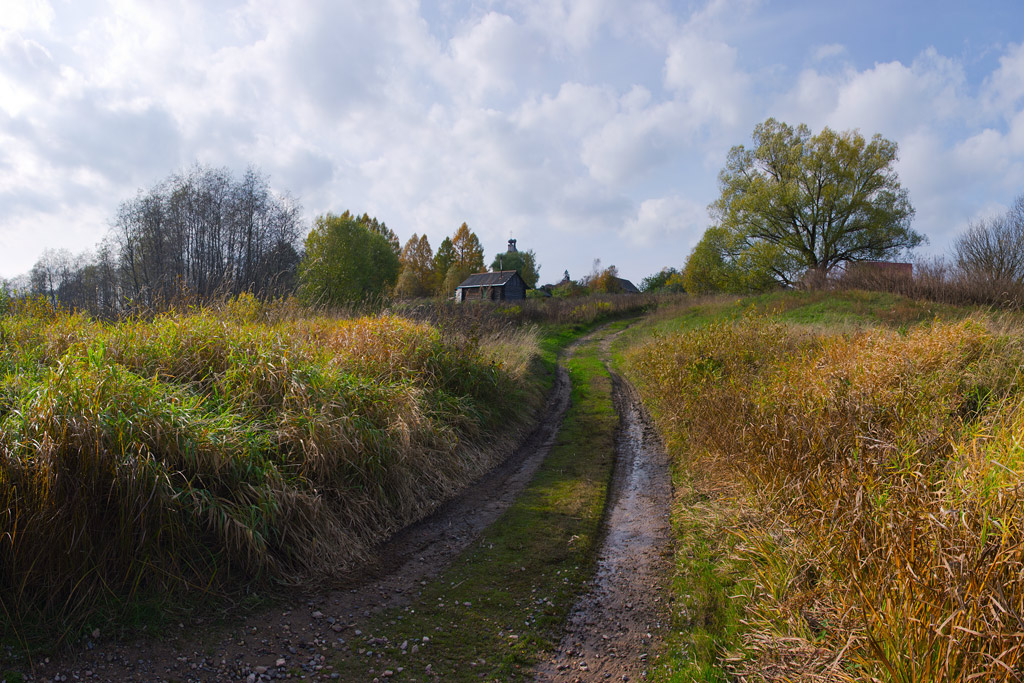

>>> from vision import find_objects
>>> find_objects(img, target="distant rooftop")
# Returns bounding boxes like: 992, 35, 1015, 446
456, 270, 525, 288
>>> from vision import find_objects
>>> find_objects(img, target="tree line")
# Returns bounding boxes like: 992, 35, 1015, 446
294, 214, 545, 306
13, 165, 303, 315
5, 164, 553, 314
37, 115, 1013, 312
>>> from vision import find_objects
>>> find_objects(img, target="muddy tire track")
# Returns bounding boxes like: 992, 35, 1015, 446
17, 348, 577, 682
535, 338, 673, 683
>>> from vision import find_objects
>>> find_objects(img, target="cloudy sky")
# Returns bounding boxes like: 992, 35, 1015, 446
2, 0, 1023, 284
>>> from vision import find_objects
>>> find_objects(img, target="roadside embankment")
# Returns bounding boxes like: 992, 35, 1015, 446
621, 291, 1024, 680
0, 303, 544, 652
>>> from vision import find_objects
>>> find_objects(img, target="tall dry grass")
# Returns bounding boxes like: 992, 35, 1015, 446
0, 299, 543, 644
624, 312, 1024, 681
837, 259, 1024, 310
394, 292, 663, 334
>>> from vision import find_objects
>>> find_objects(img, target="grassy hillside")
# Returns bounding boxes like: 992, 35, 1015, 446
0, 296, 545, 646
620, 291, 1024, 681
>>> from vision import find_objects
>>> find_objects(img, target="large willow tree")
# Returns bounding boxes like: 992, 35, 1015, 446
688, 118, 922, 291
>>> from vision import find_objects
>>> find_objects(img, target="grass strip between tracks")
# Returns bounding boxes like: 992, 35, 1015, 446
330, 323, 626, 681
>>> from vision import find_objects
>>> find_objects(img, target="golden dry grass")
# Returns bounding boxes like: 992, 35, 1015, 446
625, 310, 1024, 682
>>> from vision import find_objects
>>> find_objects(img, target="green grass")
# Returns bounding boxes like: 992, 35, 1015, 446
0, 287, 665, 664
612, 289, 963, 680
766, 289, 966, 328
609, 305, 752, 681
615, 289, 977, 362
329, 325, 624, 681
642, 464, 747, 683
608, 289, 994, 679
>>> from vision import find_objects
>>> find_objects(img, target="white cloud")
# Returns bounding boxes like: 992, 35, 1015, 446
0, 0, 54, 32
783, 68, 842, 125
514, 0, 610, 52
664, 33, 750, 127
0, 1, 735, 280
512, 0, 679, 52
777, 49, 968, 139
1010, 109, 1024, 153
622, 195, 707, 247
812, 43, 845, 62
765, 45, 1024, 251
954, 128, 1010, 174
825, 50, 964, 137
515, 82, 618, 139
0, 33, 57, 117
1, 0, 1023, 284
983, 42, 1024, 115
684, 0, 761, 29
580, 97, 690, 185
439, 11, 542, 104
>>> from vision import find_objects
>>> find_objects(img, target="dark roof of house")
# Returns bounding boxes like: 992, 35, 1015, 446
615, 277, 640, 294
456, 270, 528, 288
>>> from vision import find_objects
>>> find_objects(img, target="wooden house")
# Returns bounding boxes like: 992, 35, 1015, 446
614, 277, 640, 294
454, 270, 529, 302
838, 260, 914, 289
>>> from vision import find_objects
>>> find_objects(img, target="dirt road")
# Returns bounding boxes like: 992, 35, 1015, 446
15, 326, 675, 683
534, 340, 674, 682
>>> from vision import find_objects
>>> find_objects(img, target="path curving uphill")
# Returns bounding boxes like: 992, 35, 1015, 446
535, 334, 674, 682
